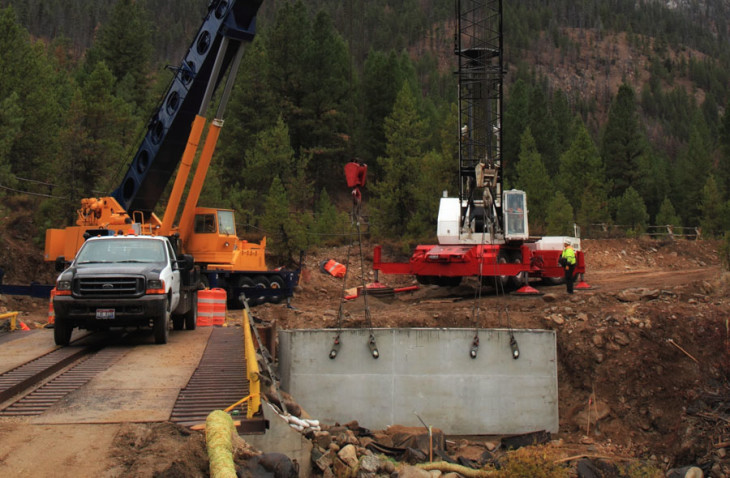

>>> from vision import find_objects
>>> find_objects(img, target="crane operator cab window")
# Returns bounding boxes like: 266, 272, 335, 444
217, 210, 236, 235
504, 190, 528, 240
194, 214, 217, 234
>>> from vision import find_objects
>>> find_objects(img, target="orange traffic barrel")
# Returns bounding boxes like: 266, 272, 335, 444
197, 288, 226, 326
48, 288, 56, 325
196, 290, 213, 327
211, 288, 226, 326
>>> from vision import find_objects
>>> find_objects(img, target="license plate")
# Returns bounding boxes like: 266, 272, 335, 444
96, 308, 115, 319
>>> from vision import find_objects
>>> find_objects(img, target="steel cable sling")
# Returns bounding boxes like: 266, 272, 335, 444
469, 208, 519, 360
329, 205, 378, 360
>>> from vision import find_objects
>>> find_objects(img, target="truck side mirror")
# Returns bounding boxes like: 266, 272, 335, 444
55, 256, 68, 272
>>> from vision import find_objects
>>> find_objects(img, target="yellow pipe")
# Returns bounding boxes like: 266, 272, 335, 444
178, 118, 223, 244
160, 115, 207, 235
0, 311, 19, 331
242, 308, 261, 418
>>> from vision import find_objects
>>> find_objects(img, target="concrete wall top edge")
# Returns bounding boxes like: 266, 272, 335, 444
279, 327, 554, 335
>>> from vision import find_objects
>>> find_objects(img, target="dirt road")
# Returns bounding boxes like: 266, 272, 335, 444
0, 237, 727, 476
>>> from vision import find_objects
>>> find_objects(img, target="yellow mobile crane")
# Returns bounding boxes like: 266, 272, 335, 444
45, 0, 298, 309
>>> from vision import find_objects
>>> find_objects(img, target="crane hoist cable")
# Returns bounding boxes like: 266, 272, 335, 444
469, 199, 519, 360
329, 177, 378, 360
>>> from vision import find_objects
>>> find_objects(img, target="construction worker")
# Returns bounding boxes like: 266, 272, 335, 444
560, 240, 577, 294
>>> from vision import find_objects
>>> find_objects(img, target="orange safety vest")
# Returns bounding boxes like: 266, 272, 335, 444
324, 259, 346, 278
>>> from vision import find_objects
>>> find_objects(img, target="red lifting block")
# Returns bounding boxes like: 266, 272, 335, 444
344, 162, 367, 188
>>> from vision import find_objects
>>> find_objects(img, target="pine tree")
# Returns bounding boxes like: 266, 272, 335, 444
556, 120, 605, 212
55, 62, 138, 220
635, 149, 671, 221
601, 83, 643, 198
218, 37, 279, 189
0, 7, 63, 181
502, 79, 530, 182
0, 93, 22, 194
301, 10, 352, 192
83, 0, 152, 112
699, 176, 725, 238
654, 197, 682, 238
550, 89, 576, 161
260, 176, 306, 263
514, 128, 552, 233
240, 117, 297, 211
545, 191, 574, 236
576, 186, 611, 235
407, 149, 449, 241
358, 49, 408, 177
265, 0, 313, 158
313, 189, 348, 246
370, 83, 425, 239
616, 187, 649, 236
527, 83, 558, 176
718, 101, 730, 200
671, 121, 712, 226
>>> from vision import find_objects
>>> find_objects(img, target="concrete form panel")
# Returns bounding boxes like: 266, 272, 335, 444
278, 328, 558, 435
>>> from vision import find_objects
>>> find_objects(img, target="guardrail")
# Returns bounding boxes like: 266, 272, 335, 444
584, 224, 703, 240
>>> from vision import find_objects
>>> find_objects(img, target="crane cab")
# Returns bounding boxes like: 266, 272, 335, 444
183, 207, 266, 271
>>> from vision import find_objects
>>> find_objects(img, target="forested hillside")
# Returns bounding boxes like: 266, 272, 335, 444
1, 0, 730, 262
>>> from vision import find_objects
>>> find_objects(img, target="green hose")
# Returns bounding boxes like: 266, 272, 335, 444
206, 410, 237, 478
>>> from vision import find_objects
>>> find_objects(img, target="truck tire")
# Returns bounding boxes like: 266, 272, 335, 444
184, 292, 197, 330
268, 275, 285, 303
230, 276, 255, 309
251, 275, 270, 306
54, 318, 73, 346
154, 299, 170, 344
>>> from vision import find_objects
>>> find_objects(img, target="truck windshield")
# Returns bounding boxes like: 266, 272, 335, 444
76, 239, 166, 264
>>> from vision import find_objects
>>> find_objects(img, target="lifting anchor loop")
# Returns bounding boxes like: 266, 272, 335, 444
509, 333, 520, 360
470, 335, 479, 359
329, 334, 341, 359
368, 334, 379, 359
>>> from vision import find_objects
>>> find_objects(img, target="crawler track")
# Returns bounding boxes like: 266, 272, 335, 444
171, 327, 253, 427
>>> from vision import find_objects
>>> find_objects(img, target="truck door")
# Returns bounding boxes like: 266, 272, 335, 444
166, 241, 181, 311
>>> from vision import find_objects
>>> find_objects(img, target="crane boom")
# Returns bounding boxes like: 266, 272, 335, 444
111, 0, 262, 218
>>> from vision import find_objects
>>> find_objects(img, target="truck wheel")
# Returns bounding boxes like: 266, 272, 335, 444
154, 300, 170, 344
230, 276, 256, 309
54, 318, 73, 346
268, 275, 285, 303
251, 275, 270, 306
184, 292, 197, 330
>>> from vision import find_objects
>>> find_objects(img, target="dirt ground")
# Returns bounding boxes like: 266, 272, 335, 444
1, 235, 729, 476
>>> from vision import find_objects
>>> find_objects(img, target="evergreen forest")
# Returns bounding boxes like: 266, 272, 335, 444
2, 0, 730, 262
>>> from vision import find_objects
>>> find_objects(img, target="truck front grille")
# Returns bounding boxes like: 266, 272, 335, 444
74, 277, 144, 298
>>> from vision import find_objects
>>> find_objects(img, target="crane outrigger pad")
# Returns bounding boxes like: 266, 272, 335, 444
512, 285, 542, 296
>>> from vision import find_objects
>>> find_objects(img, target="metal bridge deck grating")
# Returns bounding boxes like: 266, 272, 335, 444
170, 327, 249, 425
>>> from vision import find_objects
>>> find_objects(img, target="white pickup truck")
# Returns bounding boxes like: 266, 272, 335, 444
52, 235, 199, 345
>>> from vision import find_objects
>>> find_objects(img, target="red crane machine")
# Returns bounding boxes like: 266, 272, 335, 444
372, 0, 588, 293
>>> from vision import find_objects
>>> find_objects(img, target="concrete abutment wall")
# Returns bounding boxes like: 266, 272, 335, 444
278, 328, 558, 435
